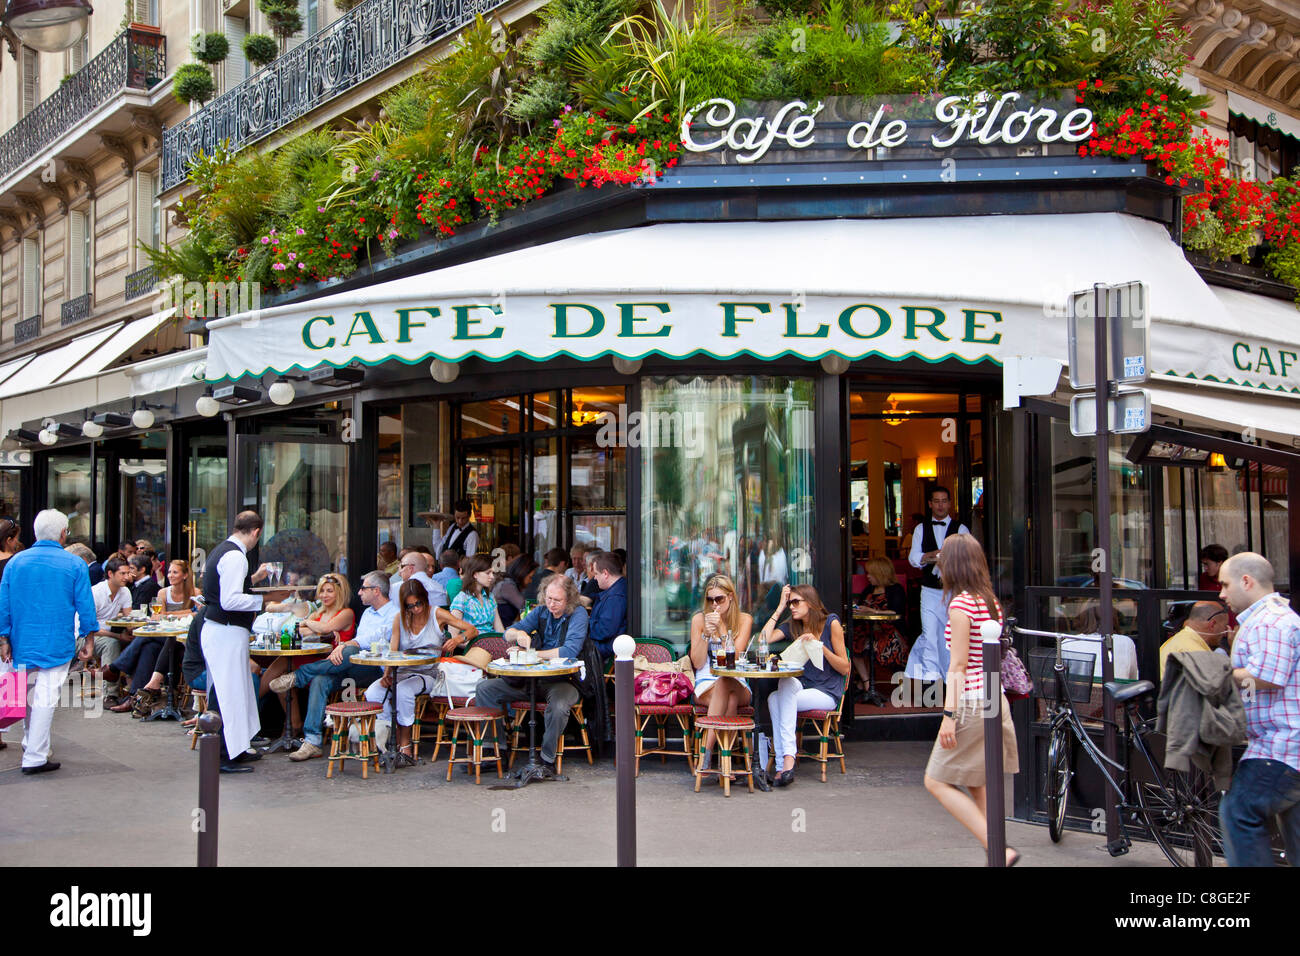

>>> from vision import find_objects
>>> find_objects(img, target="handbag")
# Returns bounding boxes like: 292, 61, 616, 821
633, 671, 692, 706
0, 665, 26, 730
430, 661, 483, 699
1000, 641, 1033, 699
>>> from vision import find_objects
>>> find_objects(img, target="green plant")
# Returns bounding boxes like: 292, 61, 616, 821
243, 33, 278, 67
335, 0, 365, 9
259, 0, 303, 40
174, 63, 217, 105
193, 31, 230, 65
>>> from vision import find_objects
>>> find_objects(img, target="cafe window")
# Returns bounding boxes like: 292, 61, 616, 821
1228, 112, 1296, 182
0, 468, 20, 520
371, 400, 444, 558
640, 375, 816, 652
48, 455, 105, 548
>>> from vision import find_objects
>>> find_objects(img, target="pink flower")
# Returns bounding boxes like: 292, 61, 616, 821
272, 263, 286, 271
260, 236, 270, 244
317, 206, 326, 213
295, 227, 305, 235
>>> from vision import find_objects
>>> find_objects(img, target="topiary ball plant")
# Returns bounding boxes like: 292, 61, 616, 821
259, 0, 303, 39
192, 32, 230, 65
335, 0, 365, 10
243, 33, 278, 67
174, 63, 216, 105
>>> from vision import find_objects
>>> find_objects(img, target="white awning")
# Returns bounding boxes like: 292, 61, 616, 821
0, 355, 33, 388
0, 324, 122, 400
1227, 91, 1300, 142
205, 213, 1237, 382
125, 346, 208, 397
1147, 382, 1300, 443
59, 307, 178, 385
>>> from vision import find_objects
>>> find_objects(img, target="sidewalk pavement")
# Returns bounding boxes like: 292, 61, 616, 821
0, 701, 1171, 867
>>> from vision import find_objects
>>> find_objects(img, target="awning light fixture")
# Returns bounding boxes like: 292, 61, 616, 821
2, 0, 93, 53
214, 384, 261, 405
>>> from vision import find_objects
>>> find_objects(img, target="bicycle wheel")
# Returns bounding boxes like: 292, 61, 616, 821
1045, 727, 1071, 842
1135, 766, 1222, 867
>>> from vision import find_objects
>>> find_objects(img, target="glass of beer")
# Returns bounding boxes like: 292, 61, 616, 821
150, 600, 163, 618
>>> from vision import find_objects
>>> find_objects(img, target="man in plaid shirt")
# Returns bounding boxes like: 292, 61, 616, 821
1218, 552, 1300, 867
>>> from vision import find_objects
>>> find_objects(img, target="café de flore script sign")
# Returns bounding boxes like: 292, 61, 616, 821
679, 92, 1094, 164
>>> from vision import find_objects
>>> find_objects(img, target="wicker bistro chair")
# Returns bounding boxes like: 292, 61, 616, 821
692, 715, 756, 797
631, 638, 697, 775
187, 690, 208, 750
795, 676, 849, 782
415, 633, 508, 761
323, 700, 384, 779
507, 698, 592, 774
445, 705, 505, 784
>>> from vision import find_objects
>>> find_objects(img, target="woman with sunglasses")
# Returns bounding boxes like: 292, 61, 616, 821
759, 584, 851, 786
689, 574, 753, 770
364, 580, 477, 766
922, 533, 1021, 866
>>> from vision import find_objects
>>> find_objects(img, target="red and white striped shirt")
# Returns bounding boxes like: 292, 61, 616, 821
944, 592, 1002, 697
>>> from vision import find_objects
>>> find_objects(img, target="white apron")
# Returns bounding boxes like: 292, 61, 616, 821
904, 587, 951, 682
200, 619, 259, 757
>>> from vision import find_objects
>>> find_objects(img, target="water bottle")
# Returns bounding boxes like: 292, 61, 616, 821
757, 632, 769, 667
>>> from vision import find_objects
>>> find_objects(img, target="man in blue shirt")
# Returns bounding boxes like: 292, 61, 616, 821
0, 509, 99, 774
430, 550, 460, 593
588, 551, 628, 660
474, 574, 588, 774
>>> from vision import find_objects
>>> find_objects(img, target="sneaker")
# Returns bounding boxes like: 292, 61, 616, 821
289, 740, 322, 762
268, 674, 296, 695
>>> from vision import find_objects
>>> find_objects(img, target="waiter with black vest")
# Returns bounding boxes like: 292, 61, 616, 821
431, 498, 480, 557
201, 510, 270, 773
905, 486, 969, 686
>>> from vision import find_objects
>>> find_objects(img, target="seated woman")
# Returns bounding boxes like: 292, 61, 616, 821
448, 555, 504, 644
689, 574, 753, 771
851, 557, 909, 701
261, 573, 356, 735
116, 560, 205, 713
758, 584, 851, 787
493, 554, 537, 628
157, 558, 203, 615
364, 581, 477, 766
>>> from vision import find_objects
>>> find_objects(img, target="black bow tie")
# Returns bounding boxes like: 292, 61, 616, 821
932, 519, 947, 525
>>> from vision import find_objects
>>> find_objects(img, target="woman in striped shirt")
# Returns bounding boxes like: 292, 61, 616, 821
922, 533, 1021, 866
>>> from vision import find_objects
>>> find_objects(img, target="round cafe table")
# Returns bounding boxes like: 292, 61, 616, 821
351, 651, 440, 773
482, 658, 582, 789
852, 608, 900, 707
713, 662, 803, 791
250, 641, 331, 753
127, 620, 193, 722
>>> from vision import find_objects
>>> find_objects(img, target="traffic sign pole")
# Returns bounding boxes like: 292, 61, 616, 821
1093, 284, 1120, 852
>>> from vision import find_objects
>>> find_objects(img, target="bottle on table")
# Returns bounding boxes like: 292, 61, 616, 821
280, 620, 292, 650
708, 635, 721, 670
724, 632, 735, 669
757, 632, 769, 667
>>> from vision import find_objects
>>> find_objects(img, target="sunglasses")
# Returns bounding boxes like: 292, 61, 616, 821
404, 601, 425, 610
788, 598, 805, 606
706, 594, 728, 604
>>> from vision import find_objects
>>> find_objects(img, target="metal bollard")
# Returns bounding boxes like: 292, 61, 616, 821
612, 634, 636, 868
981, 625, 1007, 868
197, 710, 222, 868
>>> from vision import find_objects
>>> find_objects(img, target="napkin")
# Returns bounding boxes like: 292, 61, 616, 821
780, 639, 824, 670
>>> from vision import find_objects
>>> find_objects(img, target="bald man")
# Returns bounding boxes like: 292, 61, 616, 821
1158, 601, 1231, 679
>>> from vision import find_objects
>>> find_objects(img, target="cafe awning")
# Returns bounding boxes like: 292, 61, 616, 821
204, 212, 1244, 382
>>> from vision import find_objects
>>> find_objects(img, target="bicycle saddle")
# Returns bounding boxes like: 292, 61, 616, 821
1105, 680, 1154, 704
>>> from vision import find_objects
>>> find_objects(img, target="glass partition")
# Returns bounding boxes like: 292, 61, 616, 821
119, 458, 166, 547
48, 455, 94, 546
640, 375, 816, 651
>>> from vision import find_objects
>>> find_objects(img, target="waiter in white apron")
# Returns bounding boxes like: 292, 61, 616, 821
200, 510, 270, 773
905, 486, 968, 685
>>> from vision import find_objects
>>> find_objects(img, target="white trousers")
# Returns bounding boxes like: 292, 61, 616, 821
767, 678, 836, 763
904, 587, 950, 681
20, 663, 70, 768
365, 670, 435, 727
200, 621, 259, 758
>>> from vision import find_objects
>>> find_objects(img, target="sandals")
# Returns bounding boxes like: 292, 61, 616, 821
397, 748, 416, 768
132, 689, 160, 718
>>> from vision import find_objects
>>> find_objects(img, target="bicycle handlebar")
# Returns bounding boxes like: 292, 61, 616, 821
1010, 625, 1109, 644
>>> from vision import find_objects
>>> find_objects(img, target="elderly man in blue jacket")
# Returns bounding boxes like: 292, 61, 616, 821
587, 551, 628, 660
0, 509, 99, 774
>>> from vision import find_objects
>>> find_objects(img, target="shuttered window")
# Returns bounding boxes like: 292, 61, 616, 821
22, 238, 40, 319
68, 36, 87, 73
68, 209, 92, 301
224, 15, 248, 87
135, 171, 155, 262
21, 47, 38, 116
132, 0, 156, 26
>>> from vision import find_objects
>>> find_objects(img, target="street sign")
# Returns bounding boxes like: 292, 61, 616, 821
1068, 282, 1149, 389
1069, 389, 1151, 436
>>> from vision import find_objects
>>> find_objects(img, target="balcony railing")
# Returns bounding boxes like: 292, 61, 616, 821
61, 293, 92, 326
125, 265, 157, 301
0, 28, 166, 182
161, 0, 505, 192
14, 315, 39, 345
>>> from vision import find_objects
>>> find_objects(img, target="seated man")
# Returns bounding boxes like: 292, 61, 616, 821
430, 550, 460, 593
389, 551, 447, 609
90, 557, 135, 704
525, 548, 568, 604
130, 552, 160, 607
271, 570, 396, 761
587, 551, 628, 660
474, 574, 589, 775
1159, 600, 1231, 679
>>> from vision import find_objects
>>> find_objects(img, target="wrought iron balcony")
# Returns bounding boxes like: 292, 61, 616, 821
14, 315, 39, 345
0, 28, 166, 183
125, 265, 157, 302
60, 292, 92, 326
162, 0, 506, 192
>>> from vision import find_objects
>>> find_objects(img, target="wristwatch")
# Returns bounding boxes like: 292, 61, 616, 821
942, 709, 955, 719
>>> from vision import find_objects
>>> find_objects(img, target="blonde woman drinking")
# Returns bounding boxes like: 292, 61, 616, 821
922, 533, 1021, 866
689, 574, 753, 773
262, 573, 356, 735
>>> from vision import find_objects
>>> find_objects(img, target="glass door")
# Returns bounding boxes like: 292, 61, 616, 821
238, 435, 348, 582
460, 444, 520, 557
186, 436, 228, 559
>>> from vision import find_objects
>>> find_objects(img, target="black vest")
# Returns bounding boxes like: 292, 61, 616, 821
444, 523, 476, 556
203, 539, 257, 629
920, 519, 949, 589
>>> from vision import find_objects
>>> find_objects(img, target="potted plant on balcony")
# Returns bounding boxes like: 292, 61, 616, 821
244, 33, 278, 68
259, 0, 303, 50
175, 63, 217, 105
193, 32, 230, 65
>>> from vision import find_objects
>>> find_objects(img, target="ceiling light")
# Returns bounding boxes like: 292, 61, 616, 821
268, 378, 296, 406
1, 434, 19, 452
132, 408, 155, 429
195, 389, 220, 418
820, 354, 851, 376
430, 359, 459, 383
3, 0, 93, 53
81, 419, 104, 438
612, 356, 642, 375
38, 428, 57, 445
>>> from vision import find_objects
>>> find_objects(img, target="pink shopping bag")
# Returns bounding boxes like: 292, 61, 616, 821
0, 667, 26, 730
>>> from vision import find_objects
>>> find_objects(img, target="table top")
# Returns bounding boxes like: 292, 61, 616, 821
484, 659, 582, 677
853, 609, 900, 621
351, 652, 439, 667
106, 619, 150, 629
249, 642, 331, 657
134, 625, 191, 637
714, 664, 803, 679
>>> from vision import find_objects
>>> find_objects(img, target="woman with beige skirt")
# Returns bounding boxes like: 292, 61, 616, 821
923, 533, 1021, 866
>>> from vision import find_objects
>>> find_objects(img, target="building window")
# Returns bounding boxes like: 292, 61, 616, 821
1228, 112, 1296, 182
21, 237, 40, 319
135, 170, 157, 265
67, 35, 88, 73
224, 15, 249, 88
306, 0, 319, 36
68, 209, 90, 300
131, 0, 158, 27
21, 46, 39, 117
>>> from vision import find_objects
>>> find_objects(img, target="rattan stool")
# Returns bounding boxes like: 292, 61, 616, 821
188, 690, 208, 750
693, 715, 755, 797
445, 705, 504, 784
507, 699, 592, 774
415, 694, 471, 762
324, 701, 383, 779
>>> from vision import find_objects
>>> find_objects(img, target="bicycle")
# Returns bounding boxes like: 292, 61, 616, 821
1010, 622, 1222, 867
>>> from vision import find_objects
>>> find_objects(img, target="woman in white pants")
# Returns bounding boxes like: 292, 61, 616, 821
759, 584, 851, 787
365, 580, 476, 766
